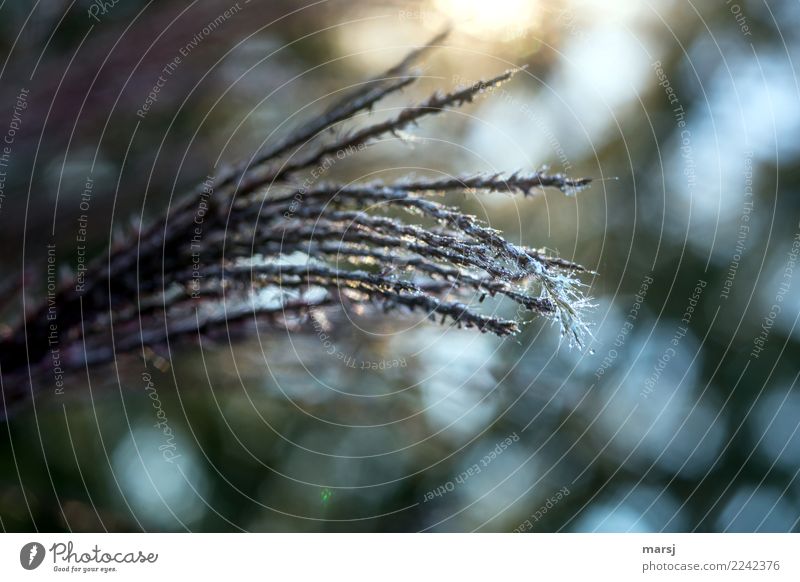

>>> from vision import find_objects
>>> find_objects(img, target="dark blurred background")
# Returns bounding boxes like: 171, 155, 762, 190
1, 0, 799, 532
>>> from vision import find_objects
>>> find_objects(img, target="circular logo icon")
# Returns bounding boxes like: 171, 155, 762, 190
20, 542, 46, 570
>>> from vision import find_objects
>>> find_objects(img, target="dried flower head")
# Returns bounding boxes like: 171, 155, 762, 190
0, 31, 593, 418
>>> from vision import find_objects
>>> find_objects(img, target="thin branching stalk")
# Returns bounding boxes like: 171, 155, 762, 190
0, 30, 594, 419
